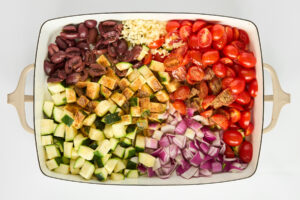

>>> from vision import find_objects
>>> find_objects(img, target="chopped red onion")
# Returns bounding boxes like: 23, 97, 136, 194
147, 167, 156, 177
199, 169, 212, 176
149, 123, 160, 130
159, 148, 170, 164
161, 124, 176, 133
153, 158, 161, 170
173, 135, 186, 149
182, 148, 194, 160
199, 142, 209, 154
185, 128, 196, 140
152, 130, 163, 140
159, 136, 170, 147
190, 151, 204, 166
200, 160, 211, 170
175, 120, 187, 135
189, 120, 203, 132
211, 161, 222, 173
187, 140, 198, 153
181, 166, 199, 179
201, 127, 216, 142
169, 144, 179, 159
187, 107, 196, 117
151, 147, 162, 157
207, 146, 220, 157
145, 137, 158, 149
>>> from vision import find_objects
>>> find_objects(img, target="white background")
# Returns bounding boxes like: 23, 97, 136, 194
0, 0, 299, 199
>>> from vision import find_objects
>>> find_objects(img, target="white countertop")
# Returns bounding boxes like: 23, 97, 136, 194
0, 0, 299, 199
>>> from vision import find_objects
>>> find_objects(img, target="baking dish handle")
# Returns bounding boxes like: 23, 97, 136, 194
263, 63, 290, 133
7, 64, 34, 134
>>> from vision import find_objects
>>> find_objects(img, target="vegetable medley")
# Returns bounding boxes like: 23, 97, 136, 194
41, 19, 257, 181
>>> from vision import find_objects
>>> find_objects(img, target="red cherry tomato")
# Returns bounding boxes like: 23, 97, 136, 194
229, 123, 240, 129
192, 20, 206, 32
211, 24, 225, 41
154, 53, 165, 62
229, 102, 244, 111
245, 98, 254, 110
245, 122, 254, 136
220, 57, 233, 66
211, 114, 229, 130
226, 67, 236, 77
225, 144, 235, 158
188, 50, 202, 66
231, 40, 246, 51
200, 109, 213, 118
174, 44, 188, 56
202, 95, 215, 110
202, 50, 219, 66
223, 44, 239, 59
197, 28, 212, 48
238, 29, 249, 45
222, 77, 234, 89
238, 52, 257, 68
182, 53, 191, 66
164, 54, 183, 71
225, 26, 233, 42
239, 68, 256, 82
239, 111, 251, 129
232, 64, 242, 74
223, 129, 243, 146
212, 62, 227, 78
179, 25, 192, 41
233, 27, 240, 41
165, 31, 181, 46
213, 32, 227, 50
229, 108, 241, 123
166, 20, 180, 32
239, 141, 253, 163
197, 81, 209, 99
235, 91, 251, 105
173, 85, 190, 100
172, 100, 187, 115
186, 73, 197, 85
229, 77, 246, 94
148, 38, 164, 49
248, 79, 258, 97
187, 66, 205, 81
181, 20, 193, 26
188, 34, 200, 49
143, 51, 152, 65
172, 66, 186, 81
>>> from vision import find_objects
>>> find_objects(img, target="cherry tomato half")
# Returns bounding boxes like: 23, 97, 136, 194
229, 102, 244, 111
238, 29, 249, 45
188, 34, 200, 49
202, 95, 215, 110
225, 26, 233, 42
148, 38, 164, 49
202, 50, 220, 66
238, 52, 256, 68
197, 81, 209, 99
188, 66, 205, 81
235, 91, 251, 105
245, 122, 254, 136
197, 28, 212, 48
181, 20, 193, 26
189, 50, 202, 66
248, 79, 258, 97
172, 66, 186, 81
200, 109, 213, 118
225, 144, 235, 158
222, 77, 234, 89
223, 129, 243, 146
179, 25, 192, 41
164, 54, 183, 71
212, 24, 225, 41
239, 141, 253, 163
192, 20, 206, 33
166, 20, 180, 32
239, 111, 251, 129
229, 77, 246, 94
211, 114, 229, 130
172, 100, 187, 115
233, 27, 240, 41
143, 51, 152, 65
213, 62, 227, 78
186, 73, 197, 85
223, 44, 239, 59
229, 108, 241, 123
213, 32, 227, 50
239, 68, 256, 82
226, 67, 236, 77
220, 57, 233, 66
173, 85, 190, 100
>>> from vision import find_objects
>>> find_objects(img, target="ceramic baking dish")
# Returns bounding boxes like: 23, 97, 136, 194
7, 12, 290, 185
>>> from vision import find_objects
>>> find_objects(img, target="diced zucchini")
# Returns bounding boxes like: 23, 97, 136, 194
74, 156, 85, 169
111, 173, 125, 181
113, 145, 125, 158
152, 130, 163, 140
96, 54, 111, 67
43, 101, 54, 118
126, 67, 133, 76
63, 142, 73, 158
127, 69, 140, 82
130, 76, 146, 92
46, 158, 60, 170
129, 97, 139, 106
54, 163, 70, 174
112, 123, 126, 138
71, 148, 79, 160
76, 95, 90, 108
130, 106, 141, 117
158, 71, 171, 84
45, 144, 61, 159
124, 147, 136, 159
75, 81, 88, 88
86, 82, 100, 100
103, 124, 114, 138
78, 145, 94, 160
121, 115, 132, 125
70, 159, 80, 175
126, 125, 137, 140
116, 62, 133, 71
89, 141, 98, 150
135, 135, 145, 152
104, 158, 119, 174
41, 135, 53, 146
100, 85, 112, 98
79, 161, 95, 179
53, 137, 64, 152
122, 87, 135, 100
138, 83, 153, 97
148, 113, 163, 123
102, 113, 121, 125
110, 92, 126, 107
107, 101, 117, 114
126, 169, 139, 178
126, 157, 138, 169
137, 45, 149, 61
118, 78, 130, 90
61, 156, 70, 164
89, 128, 104, 141
109, 138, 119, 151
114, 159, 126, 173
94, 167, 108, 181
138, 65, 153, 79
99, 75, 117, 90
66, 88, 76, 103
48, 82, 65, 94
94, 118, 105, 131
146, 76, 163, 92
155, 90, 169, 102
83, 114, 97, 126
53, 106, 64, 123
65, 126, 77, 142
95, 139, 111, 157
51, 92, 67, 106
119, 138, 132, 148
149, 60, 165, 72
73, 134, 88, 150
72, 110, 86, 129
138, 152, 156, 167
40, 119, 55, 135
94, 100, 112, 117
61, 110, 74, 127
139, 97, 150, 111
165, 80, 180, 93
150, 102, 167, 113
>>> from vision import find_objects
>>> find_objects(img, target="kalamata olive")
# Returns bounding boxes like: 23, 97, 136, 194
116, 39, 128, 55
108, 45, 117, 58
55, 36, 68, 50
65, 47, 81, 58
102, 20, 117, 26
63, 25, 77, 32
131, 45, 142, 60
65, 55, 82, 74
65, 39, 76, 47
66, 73, 81, 85
93, 49, 107, 55
48, 43, 59, 57
60, 32, 79, 40
51, 51, 66, 64
115, 23, 123, 33
57, 70, 67, 80
55, 61, 65, 69
78, 23, 88, 38
87, 28, 98, 44
132, 61, 143, 69
89, 63, 107, 77
103, 37, 118, 45
91, 77, 100, 82
103, 31, 117, 39
47, 77, 63, 83
76, 42, 90, 51
84, 20, 97, 28
44, 60, 56, 75
115, 68, 127, 77
84, 51, 96, 65
80, 69, 89, 81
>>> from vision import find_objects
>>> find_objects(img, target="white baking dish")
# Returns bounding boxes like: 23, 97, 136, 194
7, 12, 290, 185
